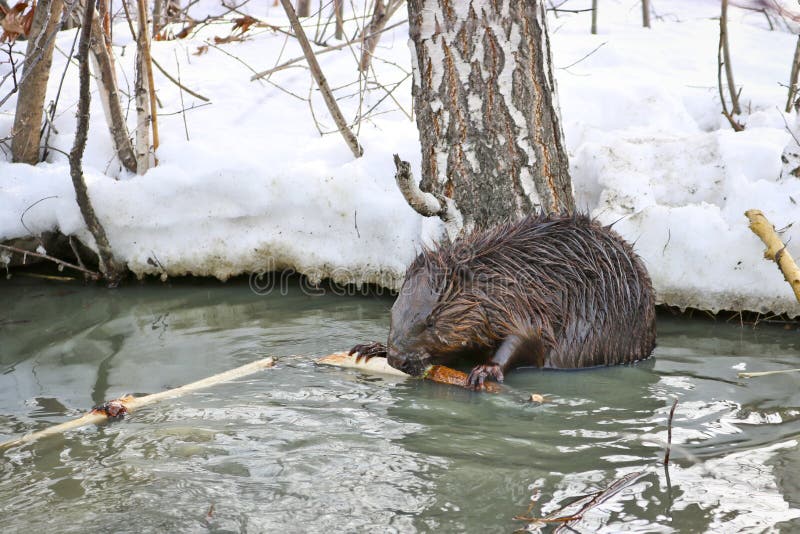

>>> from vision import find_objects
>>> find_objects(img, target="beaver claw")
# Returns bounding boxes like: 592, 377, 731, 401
467, 363, 504, 390
348, 342, 387, 363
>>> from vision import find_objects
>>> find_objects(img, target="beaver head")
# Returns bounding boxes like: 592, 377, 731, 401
387, 253, 495, 376
385, 269, 438, 375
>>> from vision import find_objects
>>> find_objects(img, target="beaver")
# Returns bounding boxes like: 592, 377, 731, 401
351, 213, 656, 388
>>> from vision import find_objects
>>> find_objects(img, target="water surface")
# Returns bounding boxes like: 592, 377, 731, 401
0, 279, 798, 532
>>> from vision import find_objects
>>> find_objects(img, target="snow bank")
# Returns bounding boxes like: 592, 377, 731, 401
1, 0, 799, 315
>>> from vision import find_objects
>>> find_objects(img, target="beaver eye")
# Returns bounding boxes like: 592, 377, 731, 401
425, 316, 435, 329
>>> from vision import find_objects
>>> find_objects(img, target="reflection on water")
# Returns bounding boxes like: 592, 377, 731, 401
0, 278, 798, 533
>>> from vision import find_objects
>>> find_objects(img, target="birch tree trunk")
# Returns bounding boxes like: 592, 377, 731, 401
407, 1, 574, 232
134, 0, 152, 173
89, 5, 138, 173
11, 0, 64, 164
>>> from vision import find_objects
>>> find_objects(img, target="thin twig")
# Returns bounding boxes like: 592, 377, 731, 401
0, 244, 101, 279
777, 106, 800, 147
175, 50, 189, 140
68, 235, 87, 271
151, 57, 209, 102
560, 41, 607, 70
250, 19, 406, 81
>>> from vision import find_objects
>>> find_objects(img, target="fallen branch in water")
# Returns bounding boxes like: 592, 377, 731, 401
745, 209, 800, 303
514, 471, 645, 529
738, 368, 800, 378
0, 357, 275, 451
318, 352, 501, 392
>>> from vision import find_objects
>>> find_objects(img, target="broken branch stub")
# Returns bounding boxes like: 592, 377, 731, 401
393, 154, 463, 242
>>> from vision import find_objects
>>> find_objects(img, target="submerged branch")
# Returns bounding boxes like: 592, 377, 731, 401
0, 357, 276, 451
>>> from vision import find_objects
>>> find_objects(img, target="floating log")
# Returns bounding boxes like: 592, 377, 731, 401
0, 357, 275, 451
318, 352, 501, 392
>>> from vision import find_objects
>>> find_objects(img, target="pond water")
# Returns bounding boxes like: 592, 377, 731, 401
0, 278, 798, 533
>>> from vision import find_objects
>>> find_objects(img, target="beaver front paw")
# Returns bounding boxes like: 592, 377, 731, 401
348, 342, 387, 363
467, 363, 504, 390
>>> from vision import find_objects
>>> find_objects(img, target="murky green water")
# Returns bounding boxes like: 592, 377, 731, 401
0, 278, 798, 533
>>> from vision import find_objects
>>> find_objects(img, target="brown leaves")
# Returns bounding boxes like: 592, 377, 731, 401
0, 1, 35, 43
212, 16, 261, 44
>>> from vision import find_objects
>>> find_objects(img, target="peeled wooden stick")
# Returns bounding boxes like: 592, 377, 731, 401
738, 368, 800, 379
0, 357, 275, 451
745, 209, 800, 303
318, 352, 501, 392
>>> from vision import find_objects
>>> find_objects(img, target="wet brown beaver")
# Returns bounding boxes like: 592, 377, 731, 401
351, 213, 656, 388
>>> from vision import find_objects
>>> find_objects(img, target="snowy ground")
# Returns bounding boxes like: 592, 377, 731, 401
1, 0, 799, 316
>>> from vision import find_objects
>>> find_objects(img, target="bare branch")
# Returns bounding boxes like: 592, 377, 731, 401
250, 19, 407, 81
786, 35, 800, 113
70, 0, 125, 284
279, 0, 363, 158
717, 16, 744, 131
721, 0, 741, 114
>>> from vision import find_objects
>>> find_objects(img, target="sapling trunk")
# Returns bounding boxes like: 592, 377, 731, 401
11, 0, 64, 164
69, 0, 125, 284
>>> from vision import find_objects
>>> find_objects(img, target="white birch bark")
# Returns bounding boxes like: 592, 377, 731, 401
407, 0, 574, 231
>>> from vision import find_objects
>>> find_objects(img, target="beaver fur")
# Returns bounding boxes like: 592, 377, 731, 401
351, 213, 656, 388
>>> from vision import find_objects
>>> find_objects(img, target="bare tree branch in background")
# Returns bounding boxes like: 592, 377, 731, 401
334, 0, 344, 39
591, 0, 598, 34
296, 0, 310, 17
359, 0, 404, 72
279, 0, 363, 158
642, 0, 651, 28
70, 0, 125, 284
11, 0, 64, 164
720, 0, 741, 115
718, 9, 744, 131
786, 35, 800, 112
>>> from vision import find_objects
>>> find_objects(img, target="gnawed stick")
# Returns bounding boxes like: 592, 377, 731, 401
318, 352, 501, 392
738, 368, 800, 378
0, 357, 275, 451
745, 209, 800, 303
